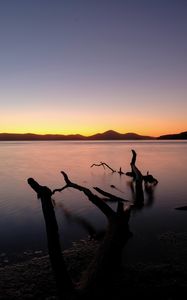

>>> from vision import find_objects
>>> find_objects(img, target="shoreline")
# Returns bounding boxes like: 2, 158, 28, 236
1, 235, 187, 299
0, 239, 99, 300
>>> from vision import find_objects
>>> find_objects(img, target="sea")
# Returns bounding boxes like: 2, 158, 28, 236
0, 140, 187, 264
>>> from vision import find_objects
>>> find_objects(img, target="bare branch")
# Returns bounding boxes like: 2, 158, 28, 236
125, 171, 134, 177
91, 163, 106, 170
175, 206, 187, 210
118, 167, 124, 175
91, 162, 116, 173
94, 187, 129, 203
131, 149, 137, 165
143, 173, 158, 184
129, 150, 144, 204
131, 164, 143, 181
52, 184, 68, 195
60, 171, 116, 220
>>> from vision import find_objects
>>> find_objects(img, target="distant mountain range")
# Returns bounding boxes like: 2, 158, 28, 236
157, 131, 187, 140
0, 130, 186, 141
87, 130, 154, 140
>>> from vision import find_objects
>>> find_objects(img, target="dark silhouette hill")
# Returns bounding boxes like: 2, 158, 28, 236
88, 130, 154, 140
0, 133, 86, 141
0, 130, 187, 141
158, 131, 187, 140
0, 130, 154, 141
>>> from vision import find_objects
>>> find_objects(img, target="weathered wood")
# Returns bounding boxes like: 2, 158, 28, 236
130, 150, 144, 204
91, 162, 125, 175
27, 178, 74, 299
91, 162, 116, 173
118, 167, 124, 175
94, 187, 129, 202
58, 171, 116, 221
128, 150, 158, 208
175, 206, 187, 210
80, 206, 132, 295
55, 172, 132, 295
27, 149, 159, 297
143, 172, 158, 184
28, 171, 132, 298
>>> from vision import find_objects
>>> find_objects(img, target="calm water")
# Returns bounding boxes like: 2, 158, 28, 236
0, 141, 187, 263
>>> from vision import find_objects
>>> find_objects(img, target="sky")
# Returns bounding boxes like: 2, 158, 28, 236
0, 0, 187, 136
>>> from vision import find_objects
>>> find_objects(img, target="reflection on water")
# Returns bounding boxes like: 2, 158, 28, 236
0, 141, 187, 263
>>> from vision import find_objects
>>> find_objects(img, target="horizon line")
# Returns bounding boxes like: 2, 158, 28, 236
0, 129, 186, 138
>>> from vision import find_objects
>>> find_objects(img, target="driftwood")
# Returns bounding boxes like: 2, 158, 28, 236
27, 178, 75, 299
91, 162, 125, 175
126, 150, 158, 184
118, 167, 124, 175
126, 149, 158, 207
94, 187, 129, 202
28, 172, 132, 298
58, 172, 132, 295
175, 206, 187, 210
143, 172, 158, 184
129, 149, 144, 205
59, 171, 116, 221
27, 149, 158, 298
91, 162, 116, 173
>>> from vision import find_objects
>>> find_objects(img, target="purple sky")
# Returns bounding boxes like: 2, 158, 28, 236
0, 0, 187, 135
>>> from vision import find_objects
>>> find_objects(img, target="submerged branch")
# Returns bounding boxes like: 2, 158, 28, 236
118, 167, 124, 175
143, 172, 158, 184
60, 171, 116, 220
52, 185, 68, 194
28, 167, 133, 297
129, 150, 144, 204
94, 187, 129, 203
175, 206, 187, 211
91, 162, 116, 173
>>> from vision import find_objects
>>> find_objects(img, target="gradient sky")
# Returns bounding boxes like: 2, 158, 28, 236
0, 0, 187, 136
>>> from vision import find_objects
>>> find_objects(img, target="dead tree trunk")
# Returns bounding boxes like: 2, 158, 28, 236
27, 178, 74, 299
27, 149, 158, 297
130, 150, 144, 205
57, 172, 132, 296
28, 172, 132, 298
80, 205, 131, 297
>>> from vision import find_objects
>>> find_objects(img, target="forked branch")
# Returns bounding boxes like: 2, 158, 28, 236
55, 171, 116, 221
91, 162, 116, 173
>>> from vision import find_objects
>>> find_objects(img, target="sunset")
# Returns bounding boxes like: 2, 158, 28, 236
1, 1, 187, 299
1, 0, 187, 136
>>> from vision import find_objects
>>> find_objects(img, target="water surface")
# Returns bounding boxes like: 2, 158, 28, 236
0, 140, 187, 263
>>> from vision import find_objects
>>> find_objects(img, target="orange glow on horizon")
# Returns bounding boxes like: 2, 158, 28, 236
1, 126, 186, 137
1, 106, 187, 137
